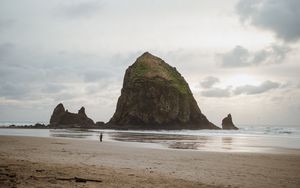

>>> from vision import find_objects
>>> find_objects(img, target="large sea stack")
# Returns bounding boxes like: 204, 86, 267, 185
108, 52, 219, 130
49, 103, 95, 128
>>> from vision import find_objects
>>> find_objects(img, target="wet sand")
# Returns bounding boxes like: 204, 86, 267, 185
0, 136, 299, 187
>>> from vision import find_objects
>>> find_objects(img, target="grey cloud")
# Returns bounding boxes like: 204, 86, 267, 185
200, 76, 220, 89
57, 0, 103, 19
200, 80, 283, 98
279, 83, 290, 89
218, 44, 290, 68
83, 70, 113, 83
201, 87, 231, 98
218, 45, 249, 67
0, 80, 67, 101
0, 43, 14, 61
234, 80, 281, 95
0, 43, 130, 103
54, 92, 79, 102
0, 83, 34, 100
236, 0, 300, 42
42, 83, 66, 94
0, 19, 15, 32
85, 82, 111, 94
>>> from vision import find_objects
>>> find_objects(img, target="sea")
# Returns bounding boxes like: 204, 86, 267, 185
0, 122, 299, 154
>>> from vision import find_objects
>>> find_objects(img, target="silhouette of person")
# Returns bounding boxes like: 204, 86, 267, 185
100, 132, 103, 142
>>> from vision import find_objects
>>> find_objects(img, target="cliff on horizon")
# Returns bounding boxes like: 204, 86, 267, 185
107, 52, 220, 130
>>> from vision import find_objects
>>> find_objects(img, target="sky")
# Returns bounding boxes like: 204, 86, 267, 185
0, 0, 299, 126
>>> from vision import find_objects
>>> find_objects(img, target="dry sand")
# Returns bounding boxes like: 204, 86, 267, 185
0, 136, 299, 188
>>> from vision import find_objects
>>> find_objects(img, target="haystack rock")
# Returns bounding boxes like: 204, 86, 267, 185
222, 114, 238, 130
49, 103, 94, 128
107, 52, 220, 130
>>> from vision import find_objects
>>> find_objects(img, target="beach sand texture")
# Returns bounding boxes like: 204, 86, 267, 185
0, 136, 299, 188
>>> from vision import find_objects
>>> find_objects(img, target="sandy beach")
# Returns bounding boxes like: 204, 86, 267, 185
0, 136, 299, 188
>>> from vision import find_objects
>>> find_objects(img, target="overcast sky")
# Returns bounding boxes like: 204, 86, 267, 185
0, 0, 299, 126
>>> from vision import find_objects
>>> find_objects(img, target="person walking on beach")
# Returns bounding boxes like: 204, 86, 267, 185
99, 132, 103, 142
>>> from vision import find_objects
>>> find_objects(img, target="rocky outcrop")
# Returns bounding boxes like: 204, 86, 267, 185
222, 114, 238, 130
107, 52, 219, 130
49, 103, 95, 128
96, 121, 105, 127
49, 103, 65, 125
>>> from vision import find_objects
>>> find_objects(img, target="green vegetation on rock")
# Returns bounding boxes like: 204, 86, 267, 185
130, 52, 190, 95
161, 62, 190, 95
133, 62, 150, 77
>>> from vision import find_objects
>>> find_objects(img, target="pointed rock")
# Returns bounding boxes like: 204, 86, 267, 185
50, 103, 65, 126
78, 107, 86, 117
108, 52, 219, 129
222, 114, 238, 130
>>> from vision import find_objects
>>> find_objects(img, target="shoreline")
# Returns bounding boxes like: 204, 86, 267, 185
1, 136, 300, 187
1, 128, 300, 154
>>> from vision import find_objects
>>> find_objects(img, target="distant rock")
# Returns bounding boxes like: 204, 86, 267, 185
222, 114, 238, 130
49, 103, 95, 128
95, 121, 105, 127
107, 52, 219, 130
7, 123, 47, 129
34, 123, 46, 128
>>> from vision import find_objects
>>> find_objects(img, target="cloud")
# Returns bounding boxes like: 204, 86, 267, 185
83, 70, 113, 83
200, 78, 282, 98
218, 45, 249, 68
236, 0, 300, 42
201, 87, 231, 98
0, 43, 14, 61
54, 91, 79, 102
0, 43, 133, 105
296, 81, 300, 89
200, 76, 220, 89
218, 44, 290, 68
0, 83, 34, 100
0, 19, 15, 32
57, 0, 103, 19
234, 80, 281, 95
42, 83, 67, 94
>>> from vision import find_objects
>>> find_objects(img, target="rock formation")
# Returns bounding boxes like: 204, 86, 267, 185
95, 121, 105, 127
107, 52, 219, 130
222, 114, 238, 130
49, 103, 95, 128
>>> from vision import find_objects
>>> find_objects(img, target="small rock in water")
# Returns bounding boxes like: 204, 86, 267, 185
222, 114, 238, 130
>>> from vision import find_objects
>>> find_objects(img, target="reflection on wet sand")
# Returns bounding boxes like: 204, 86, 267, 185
222, 137, 233, 150
166, 136, 209, 150
107, 132, 264, 152
109, 132, 213, 150
49, 129, 95, 139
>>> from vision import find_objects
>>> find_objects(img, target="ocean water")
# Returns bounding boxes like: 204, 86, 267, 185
0, 125, 299, 153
